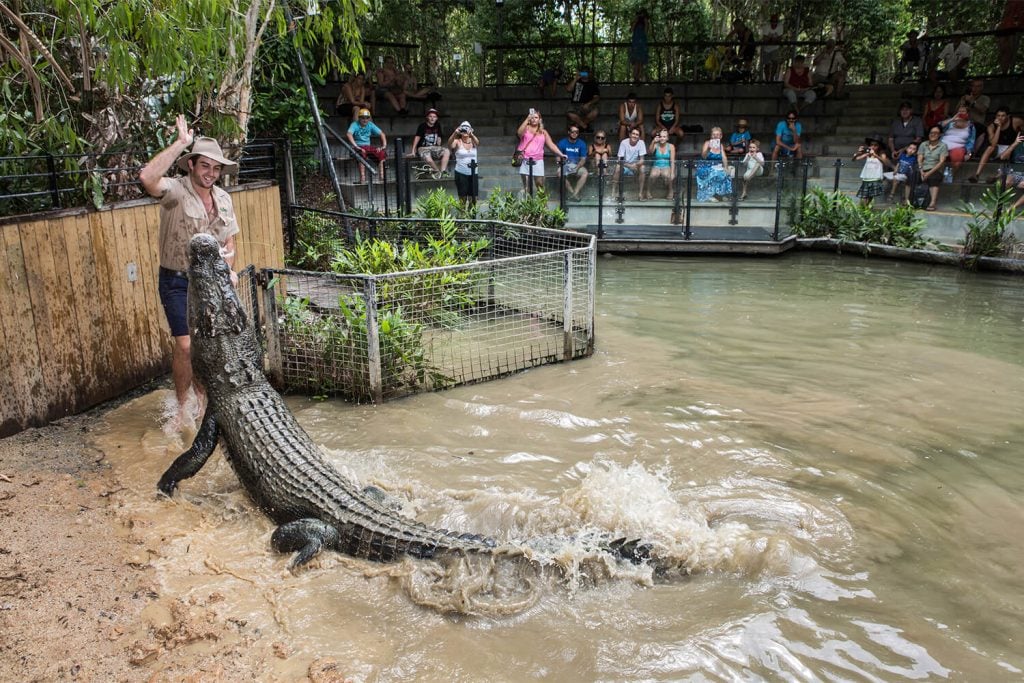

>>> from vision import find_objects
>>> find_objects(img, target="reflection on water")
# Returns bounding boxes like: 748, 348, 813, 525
97, 253, 1024, 680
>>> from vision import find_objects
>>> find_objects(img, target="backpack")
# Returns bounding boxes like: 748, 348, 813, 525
911, 182, 929, 209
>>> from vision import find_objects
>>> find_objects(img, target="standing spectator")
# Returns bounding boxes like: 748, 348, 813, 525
969, 107, 1022, 182
516, 109, 567, 194
589, 130, 613, 173
939, 106, 976, 178
696, 127, 733, 202
918, 126, 949, 211
448, 121, 479, 207
566, 66, 601, 132
725, 18, 757, 81
346, 109, 388, 184
629, 10, 650, 85
887, 101, 924, 160
557, 125, 590, 201
739, 139, 765, 200
336, 73, 374, 120
958, 79, 990, 151
411, 108, 450, 179
811, 39, 848, 98
885, 142, 919, 204
651, 88, 685, 143
931, 35, 971, 89
771, 110, 804, 165
852, 136, 888, 206
760, 13, 786, 82
782, 54, 816, 112
922, 84, 950, 131
644, 129, 676, 200
374, 55, 407, 115
895, 30, 924, 83
725, 118, 751, 156
617, 92, 645, 141
613, 126, 647, 199
997, 0, 1024, 74
138, 115, 240, 432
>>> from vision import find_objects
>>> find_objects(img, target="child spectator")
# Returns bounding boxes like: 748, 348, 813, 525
739, 139, 764, 200
884, 142, 919, 204
346, 109, 387, 184
725, 119, 751, 156
853, 136, 888, 206
411, 108, 450, 179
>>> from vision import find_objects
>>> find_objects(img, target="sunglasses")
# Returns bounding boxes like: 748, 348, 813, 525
594, 136, 606, 140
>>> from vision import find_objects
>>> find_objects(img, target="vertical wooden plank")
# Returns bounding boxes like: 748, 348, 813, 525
138, 202, 173, 361
112, 208, 150, 380
92, 210, 137, 388
125, 205, 160, 368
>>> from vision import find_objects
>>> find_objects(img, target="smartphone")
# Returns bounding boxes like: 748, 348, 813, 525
710, 139, 721, 152
529, 108, 537, 116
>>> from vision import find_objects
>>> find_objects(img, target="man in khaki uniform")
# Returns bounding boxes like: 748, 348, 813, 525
139, 114, 239, 430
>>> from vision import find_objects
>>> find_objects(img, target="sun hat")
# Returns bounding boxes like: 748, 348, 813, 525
176, 136, 237, 174
459, 120, 473, 130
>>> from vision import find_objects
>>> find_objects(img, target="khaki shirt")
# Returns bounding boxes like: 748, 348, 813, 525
158, 176, 239, 272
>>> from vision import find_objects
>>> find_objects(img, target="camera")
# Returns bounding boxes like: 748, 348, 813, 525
458, 125, 470, 133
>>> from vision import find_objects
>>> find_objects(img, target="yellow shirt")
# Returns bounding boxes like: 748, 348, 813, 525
157, 176, 239, 272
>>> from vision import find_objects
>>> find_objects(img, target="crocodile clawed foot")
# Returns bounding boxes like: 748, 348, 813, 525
607, 537, 653, 564
156, 475, 178, 497
271, 519, 340, 569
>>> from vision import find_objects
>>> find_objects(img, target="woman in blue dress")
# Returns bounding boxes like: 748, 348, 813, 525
696, 127, 734, 201
629, 11, 649, 84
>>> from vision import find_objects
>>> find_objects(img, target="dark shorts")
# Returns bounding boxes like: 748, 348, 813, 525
158, 268, 189, 337
455, 170, 478, 198
924, 170, 944, 187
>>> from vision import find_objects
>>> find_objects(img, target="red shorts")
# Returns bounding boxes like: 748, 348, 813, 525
359, 145, 387, 162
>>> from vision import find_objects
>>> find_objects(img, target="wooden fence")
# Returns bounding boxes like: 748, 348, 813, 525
0, 181, 284, 438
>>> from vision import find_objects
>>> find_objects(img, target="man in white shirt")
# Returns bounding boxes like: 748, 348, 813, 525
811, 39, 847, 97
613, 126, 647, 200
760, 14, 785, 82
933, 35, 971, 88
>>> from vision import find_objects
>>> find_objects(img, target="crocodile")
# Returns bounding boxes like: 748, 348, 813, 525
158, 234, 648, 569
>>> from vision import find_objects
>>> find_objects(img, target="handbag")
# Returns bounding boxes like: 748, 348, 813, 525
511, 149, 524, 167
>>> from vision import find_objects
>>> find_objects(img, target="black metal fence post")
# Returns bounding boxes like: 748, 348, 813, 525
394, 137, 407, 214
597, 160, 606, 239
832, 158, 842, 193
46, 154, 60, 209
615, 157, 625, 224
684, 160, 694, 239
772, 160, 785, 241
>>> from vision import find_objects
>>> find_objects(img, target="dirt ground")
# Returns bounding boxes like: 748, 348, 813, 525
0, 383, 350, 683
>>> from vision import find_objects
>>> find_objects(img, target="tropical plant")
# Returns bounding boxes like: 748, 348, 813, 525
959, 185, 1022, 266
481, 188, 567, 231
791, 187, 929, 248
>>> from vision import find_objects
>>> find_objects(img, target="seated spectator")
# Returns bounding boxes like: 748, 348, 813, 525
336, 73, 374, 120
538, 64, 564, 99
617, 92, 645, 141
401, 63, 441, 104
940, 105, 976, 177
923, 84, 950, 131
760, 13, 786, 82
969, 106, 1021, 182
782, 55, 816, 112
375, 55, 407, 115
644, 129, 676, 200
589, 130, 613, 173
811, 39, 848, 98
346, 109, 387, 184
566, 66, 601, 132
771, 110, 804, 164
887, 101, 924, 159
651, 88, 684, 143
725, 118, 751, 156
895, 30, 925, 83
958, 79, 990, 151
558, 125, 590, 201
996, 130, 1024, 209
918, 126, 949, 211
885, 142, 919, 204
739, 139, 765, 200
613, 126, 647, 200
931, 35, 971, 89
411, 108, 450, 179
696, 127, 733, 202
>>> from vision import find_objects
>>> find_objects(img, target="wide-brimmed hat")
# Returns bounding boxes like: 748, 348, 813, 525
864, 135, 883, 146
176, 137, 237, 174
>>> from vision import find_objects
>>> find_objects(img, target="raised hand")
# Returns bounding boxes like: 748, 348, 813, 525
175, 114, 194, 147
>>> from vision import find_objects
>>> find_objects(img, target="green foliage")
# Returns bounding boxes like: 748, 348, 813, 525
958, 186, 1022, 265
289, 210, 345, 270
481, 188, 567, 231
792, 187, 929, 248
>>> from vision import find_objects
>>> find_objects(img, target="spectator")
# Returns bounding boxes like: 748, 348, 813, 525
958, 79, 991, 151
557, 125, 590, 201
515, 109, 566, 194
771, 110, 804, 165
996, 130, 1024, 209
346, 109, 387, 183
739, 139, 765, 200
401, 63, 441, 105
617, 92, 645, 141
782, 54, 816, 112
696, 127, 733, 202
997, 1, 1024, 74
411, 108, 450, 179
374, 55, 407, 115
629, 10, 650, 85
940, 105, 976, 178
923, 84, 950, 131
566, 66, 601, 132
895, 30, 925, 83
884, 142, 919, 204
644, 129, 676, 200
852, 136, 888, 206
760, 13, 786, 82
589, 130, 613, 173
336, 73, 374, 120
613, 126, 647, 200
887, 101, 924, 159
448, 121, 479, 207
969, 107, 1022, 182
931, 35, 971, 89
918, 125, 949, 211
651, 88, 685, 143
725, 118, 751, 156
811, 39, 848, 98
538, 64, 564, 99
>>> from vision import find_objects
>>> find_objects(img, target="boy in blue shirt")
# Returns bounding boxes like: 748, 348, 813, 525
557, 125, 590, 200
884, 142, 918, 203
346, 109, 388, 183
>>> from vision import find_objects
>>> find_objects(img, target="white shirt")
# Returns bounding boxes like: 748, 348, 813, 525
938, 41, 972, 69
813, 48, 847, 77
618, 139, 647, 163
760, 20, 785, 52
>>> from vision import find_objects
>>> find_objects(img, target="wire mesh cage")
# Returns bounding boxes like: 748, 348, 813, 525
262, 220, 595, 402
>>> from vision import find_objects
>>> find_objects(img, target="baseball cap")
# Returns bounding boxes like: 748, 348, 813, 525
358, 108, 371, 118
427, 108, 439, 115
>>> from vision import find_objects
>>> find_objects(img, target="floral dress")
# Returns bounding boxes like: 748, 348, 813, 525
696, 150, 733, 200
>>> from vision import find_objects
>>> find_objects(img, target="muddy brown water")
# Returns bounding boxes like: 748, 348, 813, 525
96, 253, 1024, 680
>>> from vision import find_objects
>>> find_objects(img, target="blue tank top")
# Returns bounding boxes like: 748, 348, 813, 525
653, 144, 671, 168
